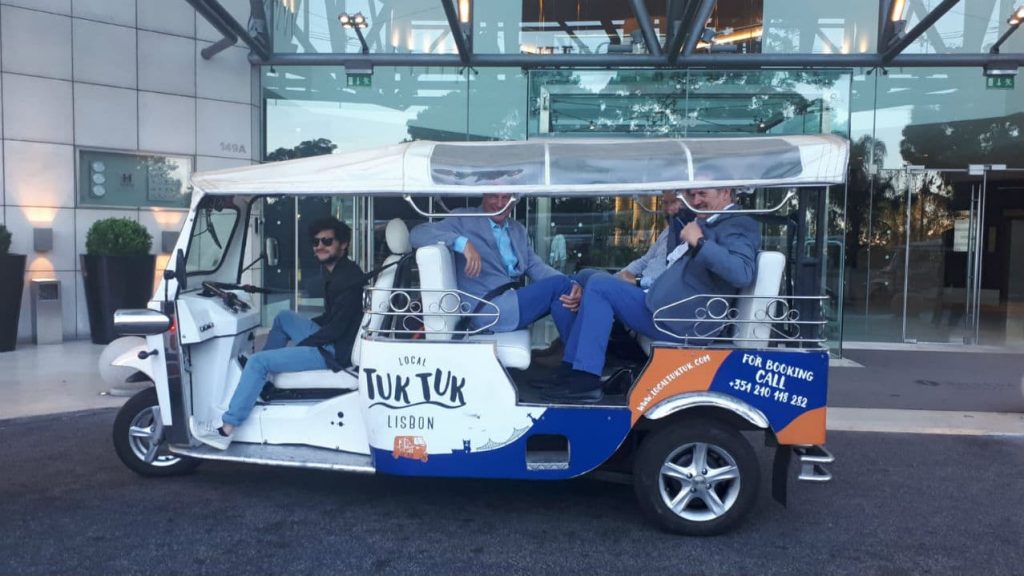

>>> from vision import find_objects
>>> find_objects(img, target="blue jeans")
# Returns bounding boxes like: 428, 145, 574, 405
514, 275, 577, 342
563, 273, 672, 376
222, 310, 333, 427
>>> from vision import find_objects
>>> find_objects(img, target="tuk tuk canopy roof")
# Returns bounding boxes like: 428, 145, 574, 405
191, 135, 849, 197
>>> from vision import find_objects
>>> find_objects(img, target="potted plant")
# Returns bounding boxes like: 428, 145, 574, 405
81, 218, 155, 344
0, 224, 27, 352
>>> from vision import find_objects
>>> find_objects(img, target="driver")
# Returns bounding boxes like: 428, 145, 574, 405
193, 217, 363, 450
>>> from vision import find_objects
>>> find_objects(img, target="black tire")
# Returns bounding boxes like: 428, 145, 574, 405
633, 418, 759, 536
112, 387, 200, 477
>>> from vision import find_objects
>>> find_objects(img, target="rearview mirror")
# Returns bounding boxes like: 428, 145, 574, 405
114, 309, 172, 336
265, 237, 279, 268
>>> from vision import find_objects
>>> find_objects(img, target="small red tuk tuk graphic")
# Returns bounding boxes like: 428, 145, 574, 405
392, 436, 429, 462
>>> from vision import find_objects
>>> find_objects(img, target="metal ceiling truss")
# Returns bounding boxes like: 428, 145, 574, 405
190, 0, 1024, 70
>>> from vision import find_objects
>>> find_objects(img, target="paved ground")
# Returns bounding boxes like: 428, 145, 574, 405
829, 349, 1024, 412
1, 409, 1022, 576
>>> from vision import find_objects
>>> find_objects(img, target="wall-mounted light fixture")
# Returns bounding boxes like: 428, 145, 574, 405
338, 12, 370, 54
161, 231, 178, 254
33, 228, 53, 253
991, 5, 1024, 53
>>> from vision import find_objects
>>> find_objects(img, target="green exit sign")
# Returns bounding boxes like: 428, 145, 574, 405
986, 75, 1015, 90
347, 74, 372, 87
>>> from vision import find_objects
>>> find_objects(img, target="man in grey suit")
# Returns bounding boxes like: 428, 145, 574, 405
548, 188, 761, 402
409, 193, 582, 341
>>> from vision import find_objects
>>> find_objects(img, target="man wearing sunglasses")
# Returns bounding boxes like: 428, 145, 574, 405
195, 217, 363, 449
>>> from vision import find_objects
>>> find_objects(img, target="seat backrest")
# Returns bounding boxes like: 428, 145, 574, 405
352, 219, 411, 365
415, 244, 461, 341
731, 251, 786, 348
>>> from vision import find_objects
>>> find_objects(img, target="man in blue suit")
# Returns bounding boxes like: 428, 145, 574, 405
548, 187, 761, 403
409, 193, 581, 341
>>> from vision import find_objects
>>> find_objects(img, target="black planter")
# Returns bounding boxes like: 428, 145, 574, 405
0, 254, 27, 352
81, 254, 156, 345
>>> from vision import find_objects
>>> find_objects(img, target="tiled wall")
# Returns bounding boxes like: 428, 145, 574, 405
0, 0, 259, 342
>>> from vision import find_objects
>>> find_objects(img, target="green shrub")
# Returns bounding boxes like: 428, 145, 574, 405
86, 218, 152, 256
0, 224, 10, 256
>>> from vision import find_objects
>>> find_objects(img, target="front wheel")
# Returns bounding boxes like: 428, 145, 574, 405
633, 419, 759, 536
112, 387, 200, 477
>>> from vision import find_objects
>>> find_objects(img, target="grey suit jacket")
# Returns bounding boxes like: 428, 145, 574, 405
645, 209, 761, 339
409, 207, 562, 332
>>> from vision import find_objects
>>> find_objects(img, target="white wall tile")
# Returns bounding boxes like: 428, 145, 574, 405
138, 0, 195, 38
18, 270, 79, 342
197, 99, 252, 159
196, 43, 252, 104
73, 0, 136, 28
1, 0, 71, 14
1, 74, 74, 144
74, 208, 138, 259
138, 31, 195, 96
0, 72, 4, 138
74, 83, 138, 149
72, 19, 137, 88
138, 92, 195, 155
3, 206, 75, 271
195, 0, 248, 43
0, 151, 5, 205
196, 156, 251, 172
3, 140, 75, 207
1, 6, 72, 79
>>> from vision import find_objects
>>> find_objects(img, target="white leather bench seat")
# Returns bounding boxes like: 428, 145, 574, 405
269, 369, 359, 390
465, 329, 532, 370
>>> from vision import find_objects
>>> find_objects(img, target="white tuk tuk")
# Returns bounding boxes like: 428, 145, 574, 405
110, 135, 847, 536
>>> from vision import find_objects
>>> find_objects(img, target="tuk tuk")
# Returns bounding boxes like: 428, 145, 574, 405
110, 135, 848, 536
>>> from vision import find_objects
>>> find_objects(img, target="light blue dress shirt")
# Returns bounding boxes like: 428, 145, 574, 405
453, 219, 519, 276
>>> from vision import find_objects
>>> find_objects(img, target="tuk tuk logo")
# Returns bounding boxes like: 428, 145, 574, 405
392, 436, 428, 462
363, 367, 467, 409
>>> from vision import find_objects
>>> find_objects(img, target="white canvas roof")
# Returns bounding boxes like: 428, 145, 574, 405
191, 134, 849, 197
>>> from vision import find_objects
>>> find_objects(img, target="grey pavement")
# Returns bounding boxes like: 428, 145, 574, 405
1, 409, 1022, 575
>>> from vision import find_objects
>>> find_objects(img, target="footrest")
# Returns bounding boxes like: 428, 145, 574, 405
794, 444, 834, 482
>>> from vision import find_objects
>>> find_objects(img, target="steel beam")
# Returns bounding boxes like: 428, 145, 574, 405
881, 0, 960, 63
261, 51, 1024, 69
681, 0, 717, 58
440, 0, 472, 64
628, 0, 662, 57
186, 0, 270, 61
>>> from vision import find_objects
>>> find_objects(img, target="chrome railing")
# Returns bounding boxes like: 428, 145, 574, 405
362, 287, 500, 336
650, 294, 829, 348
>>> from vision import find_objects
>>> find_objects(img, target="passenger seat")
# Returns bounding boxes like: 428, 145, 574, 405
416, 244, 532, 370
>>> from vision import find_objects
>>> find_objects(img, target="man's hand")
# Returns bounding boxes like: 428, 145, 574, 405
462, 241, 482, 277
681, 221, 704, 248
560, 282, 582, 311
616, 271, 637, 284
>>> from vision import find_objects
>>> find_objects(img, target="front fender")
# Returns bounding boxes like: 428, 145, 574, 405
112, 334, 171, 425
645, 391, 770, 429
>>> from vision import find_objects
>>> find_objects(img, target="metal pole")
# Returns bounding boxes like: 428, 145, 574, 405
975, 171, 988, 344
965, 184, 976, 343
680, 0, 716, 58
990, 21, 1022, 54
901, 169, 912, 342
440, 0, 472, 64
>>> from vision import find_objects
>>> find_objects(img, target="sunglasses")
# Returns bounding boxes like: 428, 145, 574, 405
312, 236, 336, 247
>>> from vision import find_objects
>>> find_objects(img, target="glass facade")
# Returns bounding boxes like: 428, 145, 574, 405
260, 0, 1024, 350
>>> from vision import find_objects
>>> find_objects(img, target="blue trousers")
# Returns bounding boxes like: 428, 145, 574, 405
563, 273, 675, 376
222, 310, 332, 427
513, 275, 577, 342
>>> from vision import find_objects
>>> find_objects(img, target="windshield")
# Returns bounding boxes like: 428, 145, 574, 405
186, 201, 240, 275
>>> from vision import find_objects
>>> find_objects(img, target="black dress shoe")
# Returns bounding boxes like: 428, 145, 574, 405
529, 362, 573, 389
541, 370, 604, 404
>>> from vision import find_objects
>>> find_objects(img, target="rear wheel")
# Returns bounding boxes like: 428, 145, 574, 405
112, 387, 200, 477
633, 419, 759, 536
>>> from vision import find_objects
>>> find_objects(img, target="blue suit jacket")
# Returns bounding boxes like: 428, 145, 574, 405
645, 209, 761, 339
409, 207, 562, 331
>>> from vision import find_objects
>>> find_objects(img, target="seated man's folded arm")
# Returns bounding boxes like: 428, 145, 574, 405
693, 221, 760, 290
409, 214, 467, 250
297, 279, 363, 348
